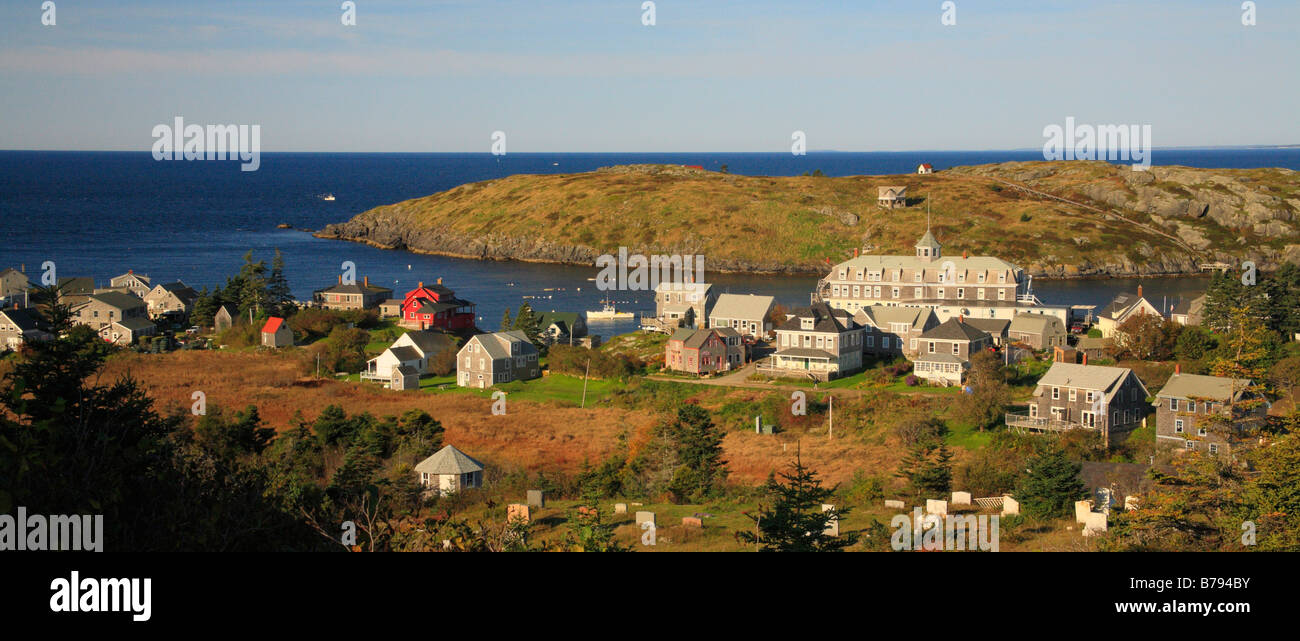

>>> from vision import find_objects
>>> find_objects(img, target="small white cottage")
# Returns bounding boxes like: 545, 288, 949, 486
414, 445, 484, 495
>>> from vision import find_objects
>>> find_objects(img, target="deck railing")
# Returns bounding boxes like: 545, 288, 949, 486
1004, 411, 1094, 432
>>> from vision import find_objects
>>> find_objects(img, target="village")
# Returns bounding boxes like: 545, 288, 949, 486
2, 172, 1297, 552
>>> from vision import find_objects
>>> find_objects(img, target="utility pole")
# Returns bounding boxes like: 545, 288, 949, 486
828, 394, 834, 439
580, 357, 591, 408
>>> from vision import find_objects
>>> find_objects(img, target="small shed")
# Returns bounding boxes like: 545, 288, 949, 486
917, 163, 934, 174
261, 316, 294, 348
214, 304, 236, 332
414, 445, 485, 495
391, 365, 419, 391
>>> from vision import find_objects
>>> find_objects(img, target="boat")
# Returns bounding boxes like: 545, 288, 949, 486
320, 193, 336, 201
586, 300, 635, 320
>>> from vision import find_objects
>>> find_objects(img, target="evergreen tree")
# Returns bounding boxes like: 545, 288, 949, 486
500, 308, 512, 331
660, 404, 728, 501
266, 248, 293, 317
737, 454, 856, 552
511, 302, 543, 348
1013, 446, 1087, 519
895, 442, 953, 498
190, 286, 219, 328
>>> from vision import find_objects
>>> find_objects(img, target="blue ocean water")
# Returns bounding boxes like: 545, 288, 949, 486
2, 149, 1296, 334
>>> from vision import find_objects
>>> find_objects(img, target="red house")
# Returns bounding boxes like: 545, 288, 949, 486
400, 278, 476, 331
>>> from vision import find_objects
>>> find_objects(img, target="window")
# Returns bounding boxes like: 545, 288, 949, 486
1187, 401, 1196, 413
1169, 399, 1178, 411
1174, 419, 1184, 433
1208, 443, 1219, 454
1052, 387, 1060, 400
1198, 426, 1207, 437
1069, 389, 1077, 402
1029, 404, 1038, 418
892, 287, 900, 298
928, 342, 936, 354
957, 288, 965, 299
937, 288, 945, 298
997, 289, 1006, 300
952, 343, 960, 355
914, 287, 923, 298
852, 286, 860, 297
977, 289, 985, 300
1185, 440, 1195, 450
865, 335, 874, 347
1085, 391, 1094, 403
977, 273, 986, 283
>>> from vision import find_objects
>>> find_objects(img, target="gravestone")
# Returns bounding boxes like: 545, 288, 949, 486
635, 511, 655, 527
1075, 499, 1094, 524
1082, 511, 1108, 537
527, 490, 545, 508
614, 503, 627, 514
682, 517, 702, 528
925, 499, 948, 516
1095, 487, 1115, 514
1124, 495, 1139, 511
951, 491, 972, 506
507, 503, 530, 524
821, 504, 839, 536
884, 499, 905, 510
1001, 496, 1020, 517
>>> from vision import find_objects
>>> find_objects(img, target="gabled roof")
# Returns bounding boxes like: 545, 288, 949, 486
668, 328, 696, 343
387, 345, 422, 363
777, 302, 855, 334
414, 445, 484, 475
914, 352, 966, 365
317, 281, 393, 296
155, 281, 199, 302
878, 186, 907, 199
113, 272, 151, 285
1170, 294, 1206, 318
113, 317, 156, 332
1077, 336, 1106, 350
1156, 374, 1254, 403
0, 307, 44, 332
920, 318, 990, 342
1036, 362, 1146, 403
89, 291, 145, 311
395, 365, 419, 376
401, 330, 455, 356
58, 277, 95, 295
964, 318, 1010, 336
215, 304, 236, 317
654, 282, 712, 294
1009, 313, 1064, 335
537, 311, 581, 333
261, 317, 286, 333
1099, 293, 1156, 321
470, 330, 536, 360
710, 293, 775, 320
854, 305, 935, 331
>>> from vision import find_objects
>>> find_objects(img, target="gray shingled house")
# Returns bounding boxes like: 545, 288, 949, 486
456, 330, 540, 388
708, 293, 776, 338
1154, 373, 1269, 456
912, 318, 993, 386
769, 302, 864, 380
1008, 313, 1067, 350
1007, 362, 1150, 442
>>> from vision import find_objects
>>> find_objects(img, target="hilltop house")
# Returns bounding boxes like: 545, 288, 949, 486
313, 275, 393, 311
664, 327, 744, 375
912, 318, 994, 386
415, 445, 484, 495
456, 330, 540, 388
708, 293, 775, 338
1007, 313, 1068, 350
0, 308, 51, 350
261, 317, 294, 348
1169, 294, 1206, 326
1154, 372, 1269, 456
214, 304, 236, 331
536, 311, 588, 345
144, 281, 200, 319
917, 163, 934, 175
400, 279, 476, 331
100, 317, 158, 346
71, 291, 148, 332
877, 186, 907, 209
109, 271, 152, 298
653, 282, 716, 330
0, 267, 32, 302
854, 305, 939, 358
1007, 362, 1149, 441
1095, 286, 1161, 338
362, 330, 457, 381
815, 230, 1041, 324
768, 302, 864, 380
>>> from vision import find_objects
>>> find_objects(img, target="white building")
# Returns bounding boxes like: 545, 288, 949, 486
415, 445, 485, 496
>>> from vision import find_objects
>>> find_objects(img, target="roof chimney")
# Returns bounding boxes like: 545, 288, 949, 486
958, 314, 964, 323
1082, 352, 1088, 365
338, 274, 342, 284
963, 250, 968, 259
418, 281, 424, 289
1175, 363, 1181, 375
437, 277, 443, 285
1137, 284, 1143, 298
854, 247, 859, 257
364, 276, 369, 287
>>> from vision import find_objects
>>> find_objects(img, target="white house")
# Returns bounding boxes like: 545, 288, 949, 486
362, 330, 456, 381
917, 163, 934, 174
415, 445, 485, 495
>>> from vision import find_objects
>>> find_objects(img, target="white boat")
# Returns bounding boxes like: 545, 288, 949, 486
586, 300, 634, 320
321, 193, 336, 201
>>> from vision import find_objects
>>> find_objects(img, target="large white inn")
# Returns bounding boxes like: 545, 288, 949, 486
815, 229, 1068, 323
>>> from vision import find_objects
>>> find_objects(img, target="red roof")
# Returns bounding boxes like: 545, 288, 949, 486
261, 317, 285, 333
920, 163, 933, 169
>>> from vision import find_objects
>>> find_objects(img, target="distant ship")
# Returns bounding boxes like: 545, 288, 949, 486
320, 193, 336, 201
586, 300, 634, 320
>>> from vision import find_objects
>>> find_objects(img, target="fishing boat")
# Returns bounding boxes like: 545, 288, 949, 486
320, 193, 336, 201
586, 300, 634, 320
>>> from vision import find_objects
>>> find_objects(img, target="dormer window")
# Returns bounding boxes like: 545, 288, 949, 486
801, 318, 813, 330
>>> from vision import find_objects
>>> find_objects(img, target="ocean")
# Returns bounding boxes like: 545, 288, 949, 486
3, 148, 1297, 335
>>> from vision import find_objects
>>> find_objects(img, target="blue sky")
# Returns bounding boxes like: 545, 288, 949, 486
0, 0, 1295, 152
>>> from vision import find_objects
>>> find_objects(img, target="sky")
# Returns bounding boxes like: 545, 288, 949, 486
0, 0, 1296, 152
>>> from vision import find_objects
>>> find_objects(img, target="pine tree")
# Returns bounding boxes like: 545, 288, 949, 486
511, 302, 543, 348
266, 248, 293, 317
191, 286, 218, 328
1013, 446, 1086, 519
661, 404, 728, 501
895, 442, 953, 498
737, 453, 856, 552
500, 309, 512, 331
